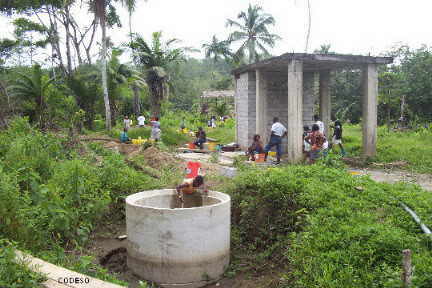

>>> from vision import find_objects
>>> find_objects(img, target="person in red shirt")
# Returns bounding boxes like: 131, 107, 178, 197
304, 124, 326, 163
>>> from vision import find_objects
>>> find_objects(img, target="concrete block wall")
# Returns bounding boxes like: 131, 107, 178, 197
235, 71, 315, 151
235, 72, 256, 149
303, 72, 316, 129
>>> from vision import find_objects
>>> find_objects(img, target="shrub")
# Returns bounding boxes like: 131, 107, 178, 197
0, 239, 46, 288
227, 165, 432, 286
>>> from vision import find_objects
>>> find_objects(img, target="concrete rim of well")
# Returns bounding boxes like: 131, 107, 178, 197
125, 189, 231, 211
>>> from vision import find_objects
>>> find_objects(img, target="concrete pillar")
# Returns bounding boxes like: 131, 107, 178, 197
287, 60, 303, 163
319, 70, 331, 137
361, 64, 378, 157
255, 69, 267, 143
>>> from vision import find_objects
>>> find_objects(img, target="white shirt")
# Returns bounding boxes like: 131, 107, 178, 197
316, 120, 325, 134
137, 116, 145, 126
271, 122, 287, 137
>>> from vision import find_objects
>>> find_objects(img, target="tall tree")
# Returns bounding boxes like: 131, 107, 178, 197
129, 32, 185, 117
226, 4, 280, 64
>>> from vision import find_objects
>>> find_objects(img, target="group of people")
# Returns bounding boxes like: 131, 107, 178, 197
119, 114, 161, 143
247, 115, 345, 164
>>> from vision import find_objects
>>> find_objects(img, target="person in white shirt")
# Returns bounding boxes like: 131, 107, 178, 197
264, 117, 287, 164
314, 115, 325, 135
123, 115, 131, 131
137, 115, 145, 127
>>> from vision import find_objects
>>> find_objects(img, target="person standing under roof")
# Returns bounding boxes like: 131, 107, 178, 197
314, 115, 325, 135
264, 117, 287, 164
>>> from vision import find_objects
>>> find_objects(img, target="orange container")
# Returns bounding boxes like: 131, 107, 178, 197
255, 153, 266, 163
188, 143, 196, 149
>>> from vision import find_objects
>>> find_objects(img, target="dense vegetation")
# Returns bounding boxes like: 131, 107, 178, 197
1, 1, 432, 287
0, 118, 185, 285
226, 165, 432, 287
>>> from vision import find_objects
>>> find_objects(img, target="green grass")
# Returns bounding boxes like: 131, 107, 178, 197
224, 164, 432, 288
0, 240, 46, 288
343, 125, 432, 173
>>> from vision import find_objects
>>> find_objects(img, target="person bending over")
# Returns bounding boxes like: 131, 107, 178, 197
176, 175, 208, 207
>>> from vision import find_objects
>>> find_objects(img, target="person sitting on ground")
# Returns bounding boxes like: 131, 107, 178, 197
314, 115, 325, 135
150, 117, 161, 141
305, 124, 326, 163
194, 127, 207, 149
246, 134, 264, 161
176, 175, 208, 207
120, 128, 130, 143
264, 117, 287, 164
331, 120, 346, 156
137, 114, 146, 127
124, 115, 131, 131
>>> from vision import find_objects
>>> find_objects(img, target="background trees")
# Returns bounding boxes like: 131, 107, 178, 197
129, 32, 185, 118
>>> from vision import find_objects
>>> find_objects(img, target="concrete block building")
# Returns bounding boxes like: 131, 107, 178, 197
232, 53, 393, 163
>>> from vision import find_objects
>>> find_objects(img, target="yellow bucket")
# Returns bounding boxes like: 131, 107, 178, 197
268, 151, 277, 157
207, 142, 218, 151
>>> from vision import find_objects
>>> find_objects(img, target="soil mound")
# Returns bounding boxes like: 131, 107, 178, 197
142, 146, 181, 169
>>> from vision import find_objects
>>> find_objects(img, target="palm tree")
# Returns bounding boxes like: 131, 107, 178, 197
129, 32, 185, 117
202, 35, 233, 63
9, 64, 55, 129
90, 0, 144, 130
226, 4, 281, 64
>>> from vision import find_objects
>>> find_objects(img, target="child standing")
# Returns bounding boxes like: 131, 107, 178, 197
332, 120, 346, 156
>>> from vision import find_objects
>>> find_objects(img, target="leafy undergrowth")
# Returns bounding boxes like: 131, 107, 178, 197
0, 118, 182, 286
344, 124, 432, 173
0, 239, 46, 288
225, 164, 432, 288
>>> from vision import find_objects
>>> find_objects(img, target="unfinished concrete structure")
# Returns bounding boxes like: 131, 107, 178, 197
232, 53, 393, 163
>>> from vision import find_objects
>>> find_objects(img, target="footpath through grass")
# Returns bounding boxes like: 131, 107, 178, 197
225, 164, 432, 288
343, 125, 432, 174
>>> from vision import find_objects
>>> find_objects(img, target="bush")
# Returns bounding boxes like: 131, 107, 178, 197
227, 165, 432, 287
0, 239, 46, 288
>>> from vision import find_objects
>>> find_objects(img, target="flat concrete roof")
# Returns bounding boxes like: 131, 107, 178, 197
232, 53, 393, 75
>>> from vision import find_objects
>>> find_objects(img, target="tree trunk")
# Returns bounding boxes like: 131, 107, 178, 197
149, 79, 163, 118
100, 14, 111, 130
64, 5, 73, 75
132, 84, 141, 117
248, 39, 255, 64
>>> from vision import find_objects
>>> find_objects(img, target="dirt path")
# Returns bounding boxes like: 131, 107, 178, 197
348, 168, 432, 192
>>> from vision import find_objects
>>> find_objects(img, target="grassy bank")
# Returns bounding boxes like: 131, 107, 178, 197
343, 125, 432, 173
225, 164, 432, 287
0, 118, 183, 286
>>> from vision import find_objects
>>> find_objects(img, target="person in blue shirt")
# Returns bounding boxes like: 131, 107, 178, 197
120, 128, 130, 143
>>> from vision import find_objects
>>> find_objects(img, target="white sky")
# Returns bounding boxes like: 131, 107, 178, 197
1, 0, 432, 60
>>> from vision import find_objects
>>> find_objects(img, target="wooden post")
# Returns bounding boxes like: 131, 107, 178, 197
401, 249, 412, 287
256, 69, 267, 143
319, 70, 331, 137
361, 64, 378, 157
287, 59, 303, 163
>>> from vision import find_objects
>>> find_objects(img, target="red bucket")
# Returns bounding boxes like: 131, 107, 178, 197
186, 162, 201, 178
